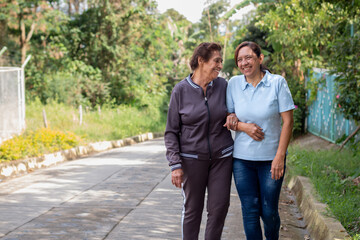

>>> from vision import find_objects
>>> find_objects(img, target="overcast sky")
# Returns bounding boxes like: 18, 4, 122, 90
155, 0, 255, 23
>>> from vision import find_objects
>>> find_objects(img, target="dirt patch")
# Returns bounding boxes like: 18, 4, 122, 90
291, 133, 339, 151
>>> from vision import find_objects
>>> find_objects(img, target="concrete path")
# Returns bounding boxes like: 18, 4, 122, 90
0, 138, 309, 239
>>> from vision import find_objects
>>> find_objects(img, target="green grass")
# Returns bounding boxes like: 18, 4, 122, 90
287, 146, 360, 236
0, 99, 166, 162
25, 99, 166, 142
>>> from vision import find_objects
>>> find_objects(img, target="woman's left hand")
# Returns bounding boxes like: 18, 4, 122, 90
224, 113, 238, 130
271, 155, 285, 180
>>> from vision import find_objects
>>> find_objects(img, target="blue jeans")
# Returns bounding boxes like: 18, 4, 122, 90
233, 158, 285, 240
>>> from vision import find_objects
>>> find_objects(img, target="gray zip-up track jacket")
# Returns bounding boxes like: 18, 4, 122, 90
165, 74, 234, 171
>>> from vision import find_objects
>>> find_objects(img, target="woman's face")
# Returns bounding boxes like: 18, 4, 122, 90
236, 46, 263, 78
199, 51, 223, 80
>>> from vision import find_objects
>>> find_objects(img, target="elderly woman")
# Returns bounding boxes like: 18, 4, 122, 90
165, 42, 234, 240
225, 41, 295, 240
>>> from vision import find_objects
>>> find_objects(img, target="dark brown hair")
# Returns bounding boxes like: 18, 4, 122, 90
190, 42, 222, 71
234, 41, 270, 73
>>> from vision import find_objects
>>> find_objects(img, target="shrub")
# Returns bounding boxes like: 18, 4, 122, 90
0, 128, 80, 162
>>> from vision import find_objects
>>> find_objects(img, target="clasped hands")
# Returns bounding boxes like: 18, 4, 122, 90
224, 113, 264, 141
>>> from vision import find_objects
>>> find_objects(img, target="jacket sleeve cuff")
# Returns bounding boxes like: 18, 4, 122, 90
170, 163, 182, 171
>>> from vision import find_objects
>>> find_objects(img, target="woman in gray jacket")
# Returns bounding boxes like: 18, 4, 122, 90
165, 42, 234, 240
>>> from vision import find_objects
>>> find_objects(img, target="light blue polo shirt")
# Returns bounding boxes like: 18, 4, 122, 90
226, 71, 295, 161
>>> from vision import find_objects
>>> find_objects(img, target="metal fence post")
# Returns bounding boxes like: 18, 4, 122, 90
20, 55, 31, 130
0, 47, 7, 57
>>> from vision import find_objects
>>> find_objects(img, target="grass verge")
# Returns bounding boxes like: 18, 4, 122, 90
0, 99, 166, 162
287, 145, 360, 237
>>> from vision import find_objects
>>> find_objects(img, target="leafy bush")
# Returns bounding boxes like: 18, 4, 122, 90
26, 57, 110, 107
287, 78, 307, 136
326, 5, 360, 123
328, 33, 360, 123
0, 128, 80, 162
346, 234, 360, 240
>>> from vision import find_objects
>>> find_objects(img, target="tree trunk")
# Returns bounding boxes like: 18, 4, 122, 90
20, 20, 36, 64
68, 0, 72, 17
21, 43, 27, 64
74, 0, 80, 14
206, 8, 213, 42
20, 18, 26, 64
340, 125, 360, 150
222, 21, 229, 62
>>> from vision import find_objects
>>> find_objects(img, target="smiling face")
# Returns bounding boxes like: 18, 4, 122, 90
199, 50, 223, 80
236, 46, 263, 78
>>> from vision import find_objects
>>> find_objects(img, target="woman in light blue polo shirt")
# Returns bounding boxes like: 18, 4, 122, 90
225, 41, 295, 240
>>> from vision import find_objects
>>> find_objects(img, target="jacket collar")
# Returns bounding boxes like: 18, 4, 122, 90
186, 74, 214, 89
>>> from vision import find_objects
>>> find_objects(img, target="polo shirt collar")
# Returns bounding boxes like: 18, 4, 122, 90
262, 70, 271, 87
186, 74, 214, 89
240, 70, 270, 90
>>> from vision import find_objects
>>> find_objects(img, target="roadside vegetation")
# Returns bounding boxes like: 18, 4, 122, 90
0, 100, 165, 162
288, 146, 360, 237
0, 127, 79, 162
25, 99, 166, 142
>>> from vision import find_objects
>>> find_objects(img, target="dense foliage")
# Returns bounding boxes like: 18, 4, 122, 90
0, 0, 358, 141
0, 0, 191, 110
1, 0, 358, 134
222, 0, 359, 136
326, 4, 360, 123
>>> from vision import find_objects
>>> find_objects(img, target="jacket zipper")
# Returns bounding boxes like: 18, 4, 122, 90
204, 91, 212, 160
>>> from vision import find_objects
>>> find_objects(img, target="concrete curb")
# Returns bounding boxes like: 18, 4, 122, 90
286, 175, 350, 240
0, 132, 164, 182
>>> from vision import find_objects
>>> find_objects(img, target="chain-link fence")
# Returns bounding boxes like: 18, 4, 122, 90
0, 47, 26, 143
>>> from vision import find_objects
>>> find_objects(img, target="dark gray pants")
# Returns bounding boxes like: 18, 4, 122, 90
181, 156, 233, 240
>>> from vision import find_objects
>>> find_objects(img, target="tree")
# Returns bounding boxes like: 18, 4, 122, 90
161, 8, 196, 77
1, 0, 56, 63
326, 1, 360, 147
222, 20, 272, 76
195, 0, 230, 42
0, 2, 9, 48
60, 0, 181, 108
67, 0, 86, 16
253, 0, 342, 134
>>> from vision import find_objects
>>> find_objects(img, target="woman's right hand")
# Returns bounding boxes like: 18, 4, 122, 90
171, 169, 184, 188
239, 122, 264, 141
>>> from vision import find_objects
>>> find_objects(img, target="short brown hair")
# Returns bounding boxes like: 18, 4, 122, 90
190, 42, 222, 71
